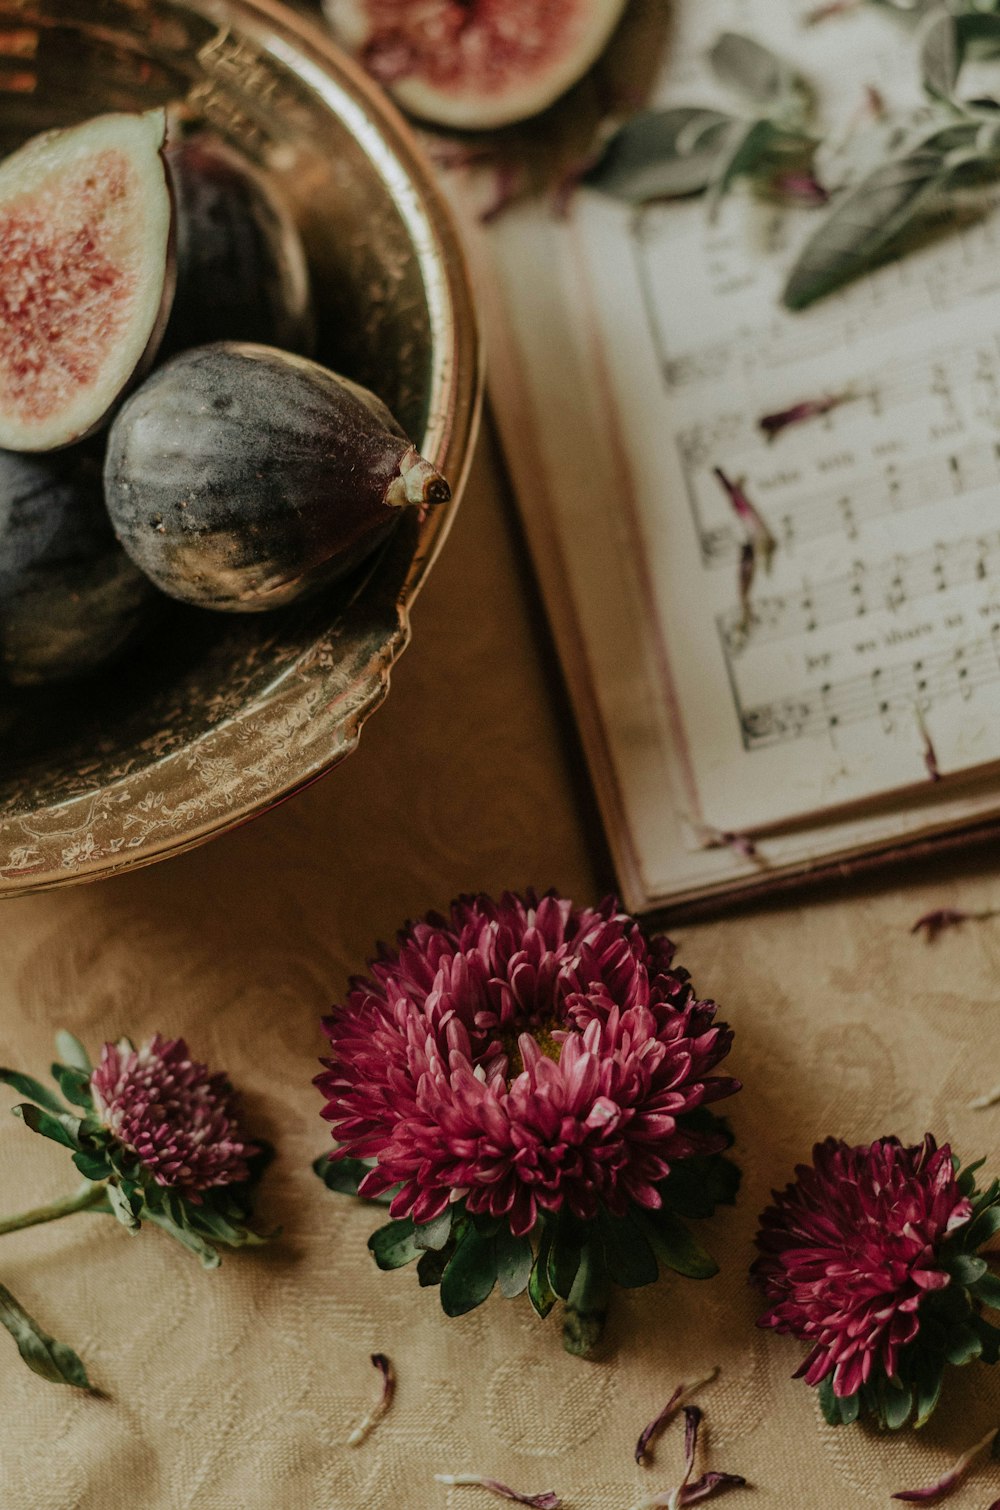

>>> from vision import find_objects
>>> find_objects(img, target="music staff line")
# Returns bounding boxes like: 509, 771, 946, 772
718, 527, 1000, 655
694, 437, 1000, 567
738, 625, 1000, 750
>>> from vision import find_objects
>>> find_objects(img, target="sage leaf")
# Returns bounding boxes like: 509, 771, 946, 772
54, 1032, 91, 1073
563, 1240, 611, 1357
783, 138, 958, 308
945, 1323, 983, 1366
368, 1216, 422, 1271
142, 1207, 221, 1268
439, 1227, 497, 1317
709, 32, 798, 107
11, 1101, 82, 1150
641, 1208, 719, 1279
921, 10, 1000, 102
586, 107, 734, 203
107, 1181, 142, 1235
0, 1283, 92, 1389
0, 1069, 67, 1116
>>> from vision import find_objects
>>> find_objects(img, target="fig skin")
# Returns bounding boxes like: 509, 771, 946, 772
102, 342, 451, 613
0, 110, 175, 453
164, 136, 316, 358
0, 445, 158, 686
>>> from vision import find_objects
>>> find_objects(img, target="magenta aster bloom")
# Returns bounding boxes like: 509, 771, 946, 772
91, 1034, 256, 1196
315, 891, 741, 1354
752, 1134, 1000, 1428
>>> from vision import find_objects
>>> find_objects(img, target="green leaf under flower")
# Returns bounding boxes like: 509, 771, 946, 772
527, 1232, 556, 1320
311, 1151, 397, 1204
641, 1207, 720, 1280
369, 1217, 422, 1271
495, 1228, 533, 1300
414, 1208, 454, 1252
563, 1240, 611, 1358
12, 1102, 82, 1150
0, 1069, 68, 1116
440, 1225, 498, 1318
53, 1032, 91, 1074
597, 1208, 659, 1288
49, 1063, 94, 1111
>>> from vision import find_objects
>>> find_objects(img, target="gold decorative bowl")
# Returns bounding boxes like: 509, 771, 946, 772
0, 0, 481, 895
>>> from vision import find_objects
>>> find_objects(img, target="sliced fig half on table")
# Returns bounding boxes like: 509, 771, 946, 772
103, 342, 451, 613
0, 110, 174, 452
323, 0, 631, 129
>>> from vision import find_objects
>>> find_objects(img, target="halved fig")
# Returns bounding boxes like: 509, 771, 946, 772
164, 135, 316, 358
103, 342, 451, 613
0, 444, 158, 686
0, 110, 174, 453
323, 0, 631, 130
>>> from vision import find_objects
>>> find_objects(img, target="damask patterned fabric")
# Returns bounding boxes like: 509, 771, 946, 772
0, 433, 998, 1508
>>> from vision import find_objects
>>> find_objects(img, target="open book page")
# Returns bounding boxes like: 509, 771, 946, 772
460, 0, 1000, 908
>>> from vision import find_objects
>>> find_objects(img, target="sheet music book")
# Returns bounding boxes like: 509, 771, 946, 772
455, 0, 1000, 915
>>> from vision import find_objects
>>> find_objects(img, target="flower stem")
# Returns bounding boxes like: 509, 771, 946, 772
0, 1181, 108, 1236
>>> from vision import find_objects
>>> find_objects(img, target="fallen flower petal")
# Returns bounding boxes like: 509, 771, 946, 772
758, 393, 852, 441
767, 172, 830, 207
910, 908, 998, 942
713, 468, 776, 571
892, 1425, 998, 1502
347, 1353, 395, 1447
681, 1473, 748, 1505
915, 706, 941, 782
738, 540, 756, 626
971, 1084, 1000, 1110
434, 1475, 560, 1508
805, 0, 862, 21
636, 1367, 720, 1466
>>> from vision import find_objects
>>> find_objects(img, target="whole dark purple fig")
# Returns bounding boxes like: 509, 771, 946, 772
164, 136, 315, 357
102, 342, 451, 612
0, 445, 157, 685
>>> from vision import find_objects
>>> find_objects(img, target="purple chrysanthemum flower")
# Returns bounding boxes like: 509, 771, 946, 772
316, 891, 740, 1238
91, 1034, 257, 1196
752, 1135, 973, 1399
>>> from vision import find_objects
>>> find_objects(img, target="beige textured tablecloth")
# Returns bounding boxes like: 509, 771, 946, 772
1, 428, 999, 1509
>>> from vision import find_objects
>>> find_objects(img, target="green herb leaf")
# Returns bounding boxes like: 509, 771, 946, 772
945, 1323, 983, 1365
547, 1227, 583, 1300
495, 1228, 533, 1299
586, 107, 735, 202
71, 1150, 111, 1182
709, 32, 799, 107
838, 1390, 861, 1425
413, 1207, 453, 1253
49, 1063, 94, 1110
817, 1376, 840, 1426
311, 1152, 397, 1204
0, 1283, 92, 1389
528, 1231, 556, 1319
974, 1315, 1000, 1364
972, 1270, 1000, 1309
920, 10, 1000, 103
881, 1377, 913, 1430
913, 1356, 944, 1428
950, 1253, 988, 1286
368, 1217, 422, 1271
641, 1207, 719, 1280
11, 1102, 82, 1150
141, 1206, 221, 1269
54, 1033, 91, 1074
416, 1246, 450, 1288
563, 1240, 611, 1357
106, 1181, 142, 1235
597, 1209, 659, 1288
966, 1202, 1000, 1248
783, 135, 967, 308
0, 1069, 67, 1116
659, 1151, 741, 1220
439, 1227, 497, 1317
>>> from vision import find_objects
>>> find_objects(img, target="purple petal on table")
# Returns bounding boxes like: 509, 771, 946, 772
738, 540, 756, 624
914, 706, 941, 781
892, 1425, 998, 1502
434, 1474, 560, 1507
805, 0, 861, 21
712, 468, 776, 570
636, 1369, 721, 1467
758, 393, 850, 440
347, 1353, 395, 1446
768, 172, 830, 207
680, 1472, 748, 1504
910, 909, 972, 942
682, 1406, 702, 1484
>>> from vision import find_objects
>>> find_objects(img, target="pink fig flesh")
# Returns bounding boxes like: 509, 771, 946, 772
0, 110, 173, 452
323, 0, 630, 130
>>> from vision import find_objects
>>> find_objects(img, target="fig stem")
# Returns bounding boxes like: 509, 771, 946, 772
385, 445, 451, 509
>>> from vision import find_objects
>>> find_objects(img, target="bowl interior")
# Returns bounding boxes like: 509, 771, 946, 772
0, 0, 475, 888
